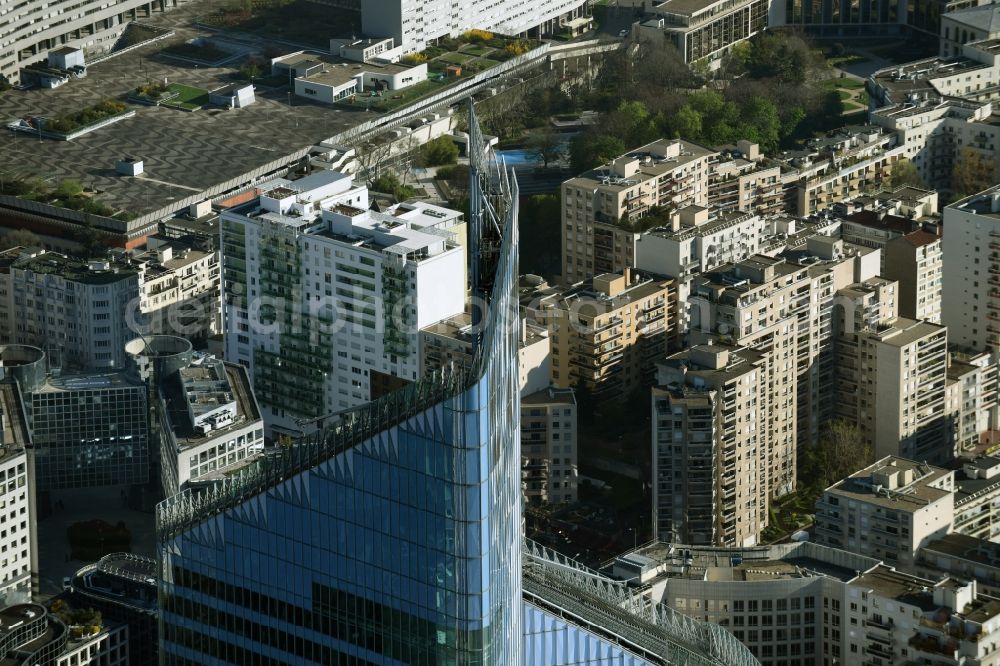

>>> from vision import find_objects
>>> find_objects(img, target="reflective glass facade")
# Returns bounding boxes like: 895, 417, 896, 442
157, 105, 522, 666
29, 380, 149, 490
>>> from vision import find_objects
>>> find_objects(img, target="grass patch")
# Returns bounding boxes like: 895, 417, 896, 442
160, 83, 210, 111
460, 44, 493, 57
836, 89, 853, 100
162, 42, 231, 64
337, 78, 448, 112
437, 52, 472, 65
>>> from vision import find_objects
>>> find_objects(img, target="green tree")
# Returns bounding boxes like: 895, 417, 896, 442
569, 134, 626, 174
0, 229, 40, 250
55, 179, 84, 199
887, 158, 926, 189
421, 136, 459, 167
951, 147, 996, 199
801, 420, 873, 489
738, 96, 781, 153
669, 105, 703, 141
527, 131, 565, 169
371, 172, 417, 202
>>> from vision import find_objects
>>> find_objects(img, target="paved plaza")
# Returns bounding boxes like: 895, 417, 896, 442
0, 0, 377, 217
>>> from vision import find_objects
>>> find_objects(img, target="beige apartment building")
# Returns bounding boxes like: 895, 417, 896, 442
769, 125, 906, 216
561, 138, 713, 284
521, 386, 578, 506
814, 456, 956, 569
687, 240, 878, 484
835, 313, 950, 463
652, 344, 771, 547
884, 229, 943, 323
707, 142, 784, 216
943, 186, 1000, 354
523, 269, 676, 401
954, 456, 1000, 543
946, 349, 999, 455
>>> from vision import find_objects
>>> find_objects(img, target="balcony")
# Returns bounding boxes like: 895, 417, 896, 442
909, 634, 958, 657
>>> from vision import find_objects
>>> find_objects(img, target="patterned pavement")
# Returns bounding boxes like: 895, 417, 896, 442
0, 1, 377, 217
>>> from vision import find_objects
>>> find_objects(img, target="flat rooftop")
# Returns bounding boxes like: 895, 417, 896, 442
0, 248, 138, 284
650, 0, 755, 17
564, 138, 713, 190
826, 456, 952, 510
0, 2, 379, 223
522, 386, 576, 407
36, 372, 142, 394
923, 532, 1000, 563
165, 361, 260, 451
618, 541, 878, 584
949, 186, 1000, 220
852, 566, 939, 610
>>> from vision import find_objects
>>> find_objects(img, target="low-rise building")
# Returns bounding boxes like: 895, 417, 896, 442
814, 456, 956, 569
613, 539, 1000, 666
869, 40, 1000, 191
768, 125, 906, 216
636, 0, 768, 66
130, 335, 264, 497
523, 269, 676, 401
0, 601, 128, 666
68, 553, 157, 666
271, 52, 428, 105
941, 4, 1000, 57
918, 532, 1000, 596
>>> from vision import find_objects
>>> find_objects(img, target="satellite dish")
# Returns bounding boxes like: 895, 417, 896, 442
718, 323, 730, 335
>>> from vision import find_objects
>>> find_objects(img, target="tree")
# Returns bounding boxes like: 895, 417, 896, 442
801, 420, 873, 489
420, 136, 459, 167
55, 179, 83, 199
527, 132, 565, 169
951, 147, 997, 199
887, 158, 926, 189
370, 172, 417, 202
0, 229, 40, 250
239, 61, 262, 81
569, 134, 626, 174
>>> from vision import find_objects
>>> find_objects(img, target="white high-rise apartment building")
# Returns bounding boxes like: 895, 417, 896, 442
221, 170, 466, 436
943, 185, 1000, 353
0, 0, 188, 85
360, 0, 590, 53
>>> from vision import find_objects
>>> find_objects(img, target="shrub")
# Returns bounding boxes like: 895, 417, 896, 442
421, 136, 459, 166
401, 52, 427, 65
462, 29, 493, 43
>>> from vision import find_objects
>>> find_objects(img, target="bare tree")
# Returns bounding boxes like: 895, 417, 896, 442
803, 420, 874, 489
528, 131, 565, 169
952, 147, 997, 198
350, 136, 394, 186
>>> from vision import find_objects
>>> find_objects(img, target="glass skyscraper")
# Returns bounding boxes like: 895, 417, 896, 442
155, 104, 759, 666
156, 104, 521, 665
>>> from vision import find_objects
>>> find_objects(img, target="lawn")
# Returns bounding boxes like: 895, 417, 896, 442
461, 45, 494, 57
437, 52, 473, 65
161, 83, 210, 111
337, 78, 448, 113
